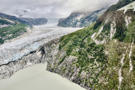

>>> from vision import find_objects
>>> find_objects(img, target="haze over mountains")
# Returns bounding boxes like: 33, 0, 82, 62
0, 0, 118, 18
58, 8, 106, 27
0, 0, 119, 28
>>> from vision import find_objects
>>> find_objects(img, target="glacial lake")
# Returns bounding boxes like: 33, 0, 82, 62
0, 63, 85, 90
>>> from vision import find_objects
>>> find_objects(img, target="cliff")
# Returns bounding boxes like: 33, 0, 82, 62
0, 39, 59, 79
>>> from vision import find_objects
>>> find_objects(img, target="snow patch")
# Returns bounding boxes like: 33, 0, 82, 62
91, 26, 106, 44
110, 21, 116, 40
125, 16, 132, 27
118, 49, 128, 90
129, 40, 134, 73
96, 26, 104, 36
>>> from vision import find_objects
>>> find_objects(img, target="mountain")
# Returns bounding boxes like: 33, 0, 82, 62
46, 1, 135, 90
0, 13, 48, 26
0, 12, 48, 44
0, 0, 135, 90
0, 13, 28, 25
0, 16, 27, 44
20, 18, 48, 26
107, 0, 135, 12
58, 8, 106, 27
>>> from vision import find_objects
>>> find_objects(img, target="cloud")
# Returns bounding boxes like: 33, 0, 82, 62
0, 0, 118, 18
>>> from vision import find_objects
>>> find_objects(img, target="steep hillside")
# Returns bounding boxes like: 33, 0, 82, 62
0, 24, 27, 44
0, 13, 48, 44
58, 8, 106, 27
0, 13, 27, 44
47, 1, 135, 90
0, 18, 15, 25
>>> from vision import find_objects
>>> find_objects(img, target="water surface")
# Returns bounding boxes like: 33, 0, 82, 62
0, 64, 85, 90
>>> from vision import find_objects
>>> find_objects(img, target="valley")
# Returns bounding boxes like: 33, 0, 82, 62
0, 0, 135, 90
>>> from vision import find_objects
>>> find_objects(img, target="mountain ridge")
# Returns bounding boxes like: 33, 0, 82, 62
0, 12, 48, 44
0, 12, 48, 26
58, 8, 106, 27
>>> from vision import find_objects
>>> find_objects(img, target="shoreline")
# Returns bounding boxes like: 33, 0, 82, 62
0, 63, 85, 90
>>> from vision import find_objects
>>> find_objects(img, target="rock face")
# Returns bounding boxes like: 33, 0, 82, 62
0, 39, 59, 79
58, 8, 106, 27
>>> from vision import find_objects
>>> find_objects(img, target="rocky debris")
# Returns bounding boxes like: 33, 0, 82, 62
0, 38, 59, 79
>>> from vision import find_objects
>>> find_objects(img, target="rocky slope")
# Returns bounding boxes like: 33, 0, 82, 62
58, 8, 106, 27
0, 14, 27, 44
0, 13, 48, 44
47, 1, 135, 90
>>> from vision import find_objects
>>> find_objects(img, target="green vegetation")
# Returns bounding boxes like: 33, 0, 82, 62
48, 2, 135, 89
124, 21, 135, 42
0, 19, 11, 25
0, 38, 4, 44
59, 24, 106, 67
58, 23, 107, 88
0, 24, 27, 44
54, 13, 135, 89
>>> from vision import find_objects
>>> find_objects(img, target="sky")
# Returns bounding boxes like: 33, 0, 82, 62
0, 0, 119, 18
